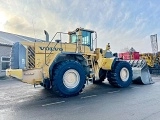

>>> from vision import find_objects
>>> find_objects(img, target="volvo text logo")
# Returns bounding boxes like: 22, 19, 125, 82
39, 47, 63, 51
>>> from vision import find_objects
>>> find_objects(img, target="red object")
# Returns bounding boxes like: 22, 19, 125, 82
119, 52, 139, 60
132, 52, 140, 60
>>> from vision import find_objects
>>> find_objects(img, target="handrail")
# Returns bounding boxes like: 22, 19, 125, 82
94, 31, 97, 49
45, 32, 68, 66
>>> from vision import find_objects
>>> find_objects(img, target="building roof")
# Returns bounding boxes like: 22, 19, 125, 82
0, 31, 44, 46
0, 42, 12, 47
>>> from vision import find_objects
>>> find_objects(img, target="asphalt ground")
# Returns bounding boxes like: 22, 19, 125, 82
0, 76, 160, 120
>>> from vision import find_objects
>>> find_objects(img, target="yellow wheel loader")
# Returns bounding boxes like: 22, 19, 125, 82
6, 28, 152, 97
140, 53, 160, 74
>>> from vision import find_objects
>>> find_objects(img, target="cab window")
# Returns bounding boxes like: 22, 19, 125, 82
70, 31, 93, 50
70, 34, 77, 43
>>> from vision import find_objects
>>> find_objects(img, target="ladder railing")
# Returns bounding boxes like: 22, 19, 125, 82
45, 32, 68, 66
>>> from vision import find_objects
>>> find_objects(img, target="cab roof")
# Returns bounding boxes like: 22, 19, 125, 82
68, 28, 95, 34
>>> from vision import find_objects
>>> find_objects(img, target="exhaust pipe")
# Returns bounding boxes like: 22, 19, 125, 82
44, 30, 49, 42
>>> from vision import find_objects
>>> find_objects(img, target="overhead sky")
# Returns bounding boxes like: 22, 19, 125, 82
0, 0, 160, 53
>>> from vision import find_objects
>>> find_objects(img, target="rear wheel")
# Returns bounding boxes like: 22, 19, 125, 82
42, 79, 51, 90
52, 60, 86, 97
107, 61, 132, 88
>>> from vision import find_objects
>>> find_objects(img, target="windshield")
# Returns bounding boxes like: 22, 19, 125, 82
82, 31, 91, 45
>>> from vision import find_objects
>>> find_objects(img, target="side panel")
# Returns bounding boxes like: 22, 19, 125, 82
10, 42, 19, 69
23, 69, 43, 84
19, 44, 26, 69
101, 58, 115, 70
34, 42, 91, 54
10, 42, 26, 69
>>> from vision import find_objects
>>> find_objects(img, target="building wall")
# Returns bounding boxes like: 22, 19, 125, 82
0, 45, 11, 77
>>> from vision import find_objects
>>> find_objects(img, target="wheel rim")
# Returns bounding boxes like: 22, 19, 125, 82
63, 69, 80, 89
120, 67, 129, 82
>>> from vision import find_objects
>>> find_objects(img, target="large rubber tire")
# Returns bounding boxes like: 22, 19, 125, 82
52, 60, 86, 97
107, 61, 132, 88
42, 79, 51, 90
93, 68, 107, 84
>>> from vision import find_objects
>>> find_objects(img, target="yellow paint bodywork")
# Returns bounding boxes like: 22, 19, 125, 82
32, 42, 91, 79
6, 41, 92, 84
6, 69, 23, 80
101, 58, 115, 70
140, 53, 160, 68
6, 34, 115, 85
6, 68, 43, 84
33, 42, 91, 54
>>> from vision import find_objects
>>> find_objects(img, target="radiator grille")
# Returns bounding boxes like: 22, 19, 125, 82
28, 46, 35, 69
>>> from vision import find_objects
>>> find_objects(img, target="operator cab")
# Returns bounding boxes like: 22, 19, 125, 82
68, 28, 96, 51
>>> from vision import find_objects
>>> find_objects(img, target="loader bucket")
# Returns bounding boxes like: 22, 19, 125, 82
127, 60, 154, 84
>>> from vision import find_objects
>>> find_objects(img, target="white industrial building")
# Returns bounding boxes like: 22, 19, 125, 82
0, 31, 42, 77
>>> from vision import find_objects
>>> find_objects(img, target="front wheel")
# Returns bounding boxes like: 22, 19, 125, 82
52, 60, 86, 97
107, 61, 132, 88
